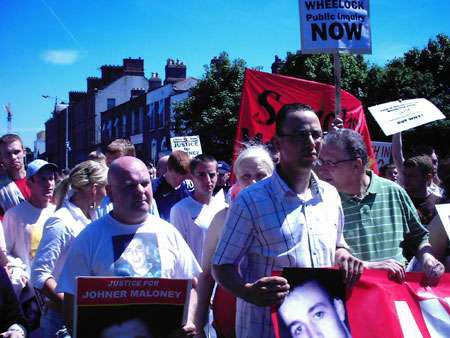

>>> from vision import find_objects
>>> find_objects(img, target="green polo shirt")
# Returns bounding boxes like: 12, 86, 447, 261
340, 171, 429, 263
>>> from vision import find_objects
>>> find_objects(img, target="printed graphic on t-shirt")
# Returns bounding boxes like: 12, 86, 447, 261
112, 233, 161, 277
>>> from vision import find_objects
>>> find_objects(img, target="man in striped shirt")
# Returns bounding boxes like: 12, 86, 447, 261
212, 104, 363, 338
318, 128, 444, 284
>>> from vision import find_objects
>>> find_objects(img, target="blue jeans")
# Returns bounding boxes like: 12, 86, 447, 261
40, 308, 66, 338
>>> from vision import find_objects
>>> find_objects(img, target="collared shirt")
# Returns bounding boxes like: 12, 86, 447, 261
340, 171, 429, 263
213, 169, 345, 338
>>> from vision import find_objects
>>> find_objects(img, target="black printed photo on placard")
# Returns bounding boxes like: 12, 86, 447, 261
276, 268, 352, 338
112, 233, 161, 277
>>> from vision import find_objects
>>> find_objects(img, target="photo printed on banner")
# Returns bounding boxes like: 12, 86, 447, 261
112, 233, 161, 277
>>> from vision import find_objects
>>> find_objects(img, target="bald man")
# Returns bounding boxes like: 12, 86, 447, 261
56, 157, 201, 336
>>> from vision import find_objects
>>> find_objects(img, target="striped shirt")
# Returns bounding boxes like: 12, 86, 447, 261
213, 169, 346, 338
340, 171, 429, 263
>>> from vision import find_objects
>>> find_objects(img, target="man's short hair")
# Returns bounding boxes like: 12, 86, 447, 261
167, 150, 190, 175
412, 145, 434, 157
275, 103, 314, 136
404, 155, 433, 176
0, 134, 24, 148
190, 154, 217, 173
106, 139, 136, 157
324, 128, 369, 166
379, 163, 396, 177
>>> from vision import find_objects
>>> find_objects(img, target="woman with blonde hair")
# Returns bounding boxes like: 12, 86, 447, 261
195, 145, 274, 338
31, 160, 108, 338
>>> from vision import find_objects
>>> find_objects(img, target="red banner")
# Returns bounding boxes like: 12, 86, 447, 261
236, 69, 377, 170
347, 270, 450, 338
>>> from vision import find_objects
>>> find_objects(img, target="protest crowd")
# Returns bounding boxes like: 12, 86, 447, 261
0, 101, 449, 338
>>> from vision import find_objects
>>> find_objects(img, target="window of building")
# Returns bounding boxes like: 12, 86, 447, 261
113, 117, 119, 138
122, 114, 127, 137
133, 110, 140, 134
107, 98, 116, 109
139, 106, 144, 133
159, 99, 165, 128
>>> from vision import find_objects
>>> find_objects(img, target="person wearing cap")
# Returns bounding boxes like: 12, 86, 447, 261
2, 159, 57, 295
0, 134, 31, 220
214, 160, 231, 196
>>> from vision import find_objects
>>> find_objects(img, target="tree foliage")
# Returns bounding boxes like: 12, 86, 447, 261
173, 35, 449, 160
172, 52, 246, 161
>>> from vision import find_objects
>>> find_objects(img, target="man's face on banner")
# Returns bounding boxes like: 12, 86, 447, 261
100, 318, 152, 338
123, 237, 149, 273
278, 281, 350, 338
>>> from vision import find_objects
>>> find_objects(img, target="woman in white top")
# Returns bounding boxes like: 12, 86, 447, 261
194, 145, 275, 338
31, 160, 107, 338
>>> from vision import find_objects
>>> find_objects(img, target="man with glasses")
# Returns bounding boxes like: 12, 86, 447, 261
318, 128, 444, 285
212, 104, 362, 338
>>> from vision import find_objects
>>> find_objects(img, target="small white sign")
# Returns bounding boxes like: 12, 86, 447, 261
170, 135, 202, 158
435, 204, 450, 240
368, 98, 445, 136
298, 0, 371, 54
372, 141, 392, 168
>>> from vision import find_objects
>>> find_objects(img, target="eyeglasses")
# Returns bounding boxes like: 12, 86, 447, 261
316, 158, 359, 167
278, 130, 323, 141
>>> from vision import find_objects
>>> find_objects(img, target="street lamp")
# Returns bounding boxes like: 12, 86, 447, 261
42, 95, 69, 170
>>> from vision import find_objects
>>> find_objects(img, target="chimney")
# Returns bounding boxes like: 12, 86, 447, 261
69, 91, 87, 105
130, 88, 146, 99
164, 58, 186, 85
271, 55, 284, 74
87, 77, 103, 92
100, 65, 124, 85
148, 72, 162, 91
123, 57, 144, 76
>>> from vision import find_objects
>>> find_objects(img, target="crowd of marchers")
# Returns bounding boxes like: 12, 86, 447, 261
0, 103, 449, 338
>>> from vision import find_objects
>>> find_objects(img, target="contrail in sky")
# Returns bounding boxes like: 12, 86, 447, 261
40, 0, 83, 49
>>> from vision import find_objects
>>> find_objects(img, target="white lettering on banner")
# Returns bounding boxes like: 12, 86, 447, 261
419, 299, 450, 338
394, 301, 423, 338
395, 300, 450, 338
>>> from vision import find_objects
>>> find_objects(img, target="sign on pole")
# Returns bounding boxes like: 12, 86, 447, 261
298, 0, 372, 54
170, 135, 202, 158
368, 98, 446, 136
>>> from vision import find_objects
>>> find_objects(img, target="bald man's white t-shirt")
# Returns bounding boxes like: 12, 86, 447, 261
57, 214, 201, 295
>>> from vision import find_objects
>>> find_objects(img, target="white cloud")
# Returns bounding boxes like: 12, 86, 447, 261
41, 49, 80, 65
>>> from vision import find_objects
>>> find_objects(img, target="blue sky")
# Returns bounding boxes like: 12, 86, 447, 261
0, 0, 449, 148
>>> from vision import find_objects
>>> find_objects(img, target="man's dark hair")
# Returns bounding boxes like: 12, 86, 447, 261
379, 163, 396, 177
190, 154, 217, 173
324, 128, 369, 166
275, 103, 314, 136
0, 134, 24, 148
412, 145, 434, 157
404, 155, 433, 176
167, 150, 190, 175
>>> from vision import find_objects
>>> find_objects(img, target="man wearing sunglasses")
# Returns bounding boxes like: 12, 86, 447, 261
318, 128, 444, 285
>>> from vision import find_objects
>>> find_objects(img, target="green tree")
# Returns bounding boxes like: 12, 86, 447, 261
173, 52, 246, 161
366, 34, 450, 152
278, 53, 369, 101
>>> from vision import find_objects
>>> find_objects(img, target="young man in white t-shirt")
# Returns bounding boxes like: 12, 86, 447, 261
170, 154, 227, 263
3, 159, 57, 293
57, 156, 201, 337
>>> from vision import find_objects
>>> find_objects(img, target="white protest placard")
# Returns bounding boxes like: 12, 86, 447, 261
298, 0, 371, 54
435, 204, 450, 240
371, 141, 392, 168
368, 98, 445, 136
170, 135, 202, 158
